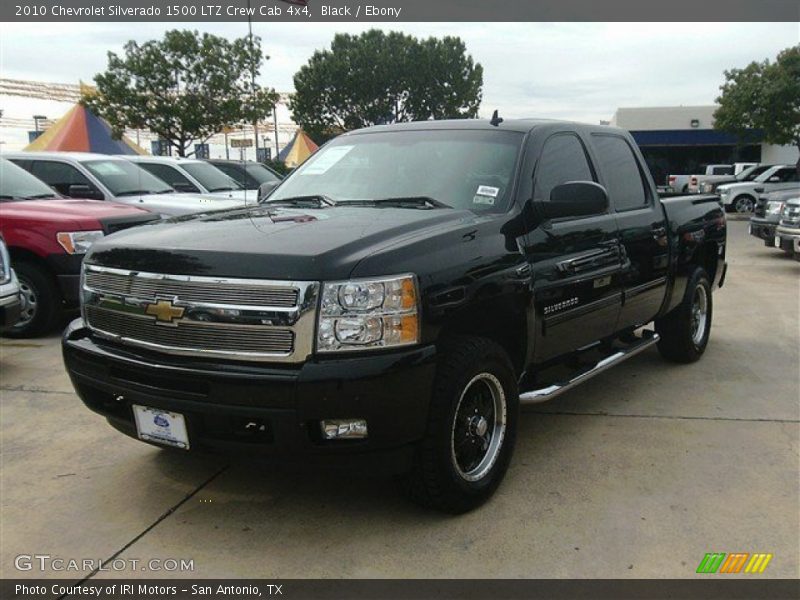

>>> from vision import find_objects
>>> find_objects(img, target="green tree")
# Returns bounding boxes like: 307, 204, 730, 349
289, 30, 483, 139
714, 45, 800, 172
83, 29, 279, 157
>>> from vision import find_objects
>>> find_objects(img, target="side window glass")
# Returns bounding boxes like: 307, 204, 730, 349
139, 164, 199, 193
214, 163, 246, 187
31, 161, 96, 197
534, 134, 594, 201
591, 135, 648, 211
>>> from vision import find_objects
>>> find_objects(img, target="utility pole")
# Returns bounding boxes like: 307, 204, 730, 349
247, 0, 259, 161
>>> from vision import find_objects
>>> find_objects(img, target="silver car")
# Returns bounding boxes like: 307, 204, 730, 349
3, 152, 245, 217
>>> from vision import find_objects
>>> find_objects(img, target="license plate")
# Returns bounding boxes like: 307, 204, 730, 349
133, 405, 190, 449
775, 236, 781, 248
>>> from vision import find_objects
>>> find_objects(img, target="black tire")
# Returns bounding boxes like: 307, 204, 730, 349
398, 336, 519, 514
733, 194, 755, 214
3, 261, 61, 338
655, 267, 712, 363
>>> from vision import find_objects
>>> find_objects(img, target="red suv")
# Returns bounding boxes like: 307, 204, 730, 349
0, 158, 159, 337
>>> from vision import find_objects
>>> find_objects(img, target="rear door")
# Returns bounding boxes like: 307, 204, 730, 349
522, 130, 623, 363
589, 133, 670, 330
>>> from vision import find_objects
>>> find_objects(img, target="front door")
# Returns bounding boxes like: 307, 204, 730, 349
522, 131, 623, 363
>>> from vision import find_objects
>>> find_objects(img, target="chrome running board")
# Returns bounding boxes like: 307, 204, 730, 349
519, 331, 660, 404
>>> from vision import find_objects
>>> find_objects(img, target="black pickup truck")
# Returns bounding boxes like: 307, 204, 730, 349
63, 119, 727, 513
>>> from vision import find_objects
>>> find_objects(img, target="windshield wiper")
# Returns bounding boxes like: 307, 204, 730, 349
24, 193, 58, 200
115, 190, 154, 197
342, 196, 452, 209
263, 194, 337, 208
209, 187, 236, 193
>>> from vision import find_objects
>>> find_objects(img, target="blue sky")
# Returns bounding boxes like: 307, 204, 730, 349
1, 22, 798, 123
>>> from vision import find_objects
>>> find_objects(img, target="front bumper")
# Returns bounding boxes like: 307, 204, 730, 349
0, 271, 22, 329
749, 218, 779, 246
775, 226, 800, 254
62, 320, 437, 472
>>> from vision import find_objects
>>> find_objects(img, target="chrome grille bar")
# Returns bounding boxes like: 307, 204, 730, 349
82, 265, 318, 363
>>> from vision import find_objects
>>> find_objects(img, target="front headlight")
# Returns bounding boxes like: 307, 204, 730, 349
766, 201, 785, 216
317, 274, 419, 353
56, 230, 104, 254
718, 187, 730, 197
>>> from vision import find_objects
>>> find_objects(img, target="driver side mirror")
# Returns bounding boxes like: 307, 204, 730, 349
67, 184, 103, 200
536, 181, 609, 219
767, 176, 781, 183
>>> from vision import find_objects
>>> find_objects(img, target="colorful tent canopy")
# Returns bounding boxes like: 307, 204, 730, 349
278, 129, 319, 168
24, 104, 146, 155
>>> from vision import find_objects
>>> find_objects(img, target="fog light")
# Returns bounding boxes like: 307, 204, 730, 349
321, 419, 368, 440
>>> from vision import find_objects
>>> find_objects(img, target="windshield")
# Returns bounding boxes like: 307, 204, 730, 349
738, 165, 771, 181
83, 160, 173, 195
181, 162, 243, 192
269, 129, 524, 211
0, 159, 60, 201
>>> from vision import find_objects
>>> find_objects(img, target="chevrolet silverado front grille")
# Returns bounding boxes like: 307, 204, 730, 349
82, 265, 318, 362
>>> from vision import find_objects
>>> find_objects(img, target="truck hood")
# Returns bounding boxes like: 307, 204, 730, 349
0, 198, 152, 229
86, 203, 480, 281
208, 189, 260, 203
119, 192, 247, 216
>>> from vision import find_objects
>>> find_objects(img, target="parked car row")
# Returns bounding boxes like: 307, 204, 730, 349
750, 185, 800, 260
0, 153, 284, 336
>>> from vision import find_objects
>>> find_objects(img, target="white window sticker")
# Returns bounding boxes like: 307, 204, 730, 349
302, 146, 354, 175
476, 185, 500, 197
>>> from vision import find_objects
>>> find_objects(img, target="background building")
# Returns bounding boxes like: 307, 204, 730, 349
610, 105, 799, 185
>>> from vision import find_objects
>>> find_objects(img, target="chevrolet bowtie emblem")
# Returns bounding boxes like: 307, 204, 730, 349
145, 299, 185, 324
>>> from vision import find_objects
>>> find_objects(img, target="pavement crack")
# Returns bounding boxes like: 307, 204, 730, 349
60, 464, 229, 596
0, 385, 75, 395
523, 410, 800, 424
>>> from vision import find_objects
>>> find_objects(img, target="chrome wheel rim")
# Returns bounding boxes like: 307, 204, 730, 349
735, 197, 754, 214
690, 285, 708, 346
15, 279, 37, 327
450, 373, 507, 482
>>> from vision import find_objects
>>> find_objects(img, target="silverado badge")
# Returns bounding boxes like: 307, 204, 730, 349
144, 299, 185, 324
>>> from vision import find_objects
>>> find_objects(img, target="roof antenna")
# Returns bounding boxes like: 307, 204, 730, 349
490, 109, 503, 127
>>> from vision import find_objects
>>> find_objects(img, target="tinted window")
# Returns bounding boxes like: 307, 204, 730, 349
775, 168, 799, 183
711, 166, 733, 175
533, 134, 594, 201
139, 163, 200, 193
591, 135, 648, 211
30, 161, 97, 197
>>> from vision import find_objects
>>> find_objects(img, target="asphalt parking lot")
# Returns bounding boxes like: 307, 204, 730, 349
1, 220, 798, 580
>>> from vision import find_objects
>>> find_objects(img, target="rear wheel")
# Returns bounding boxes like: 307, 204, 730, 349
655, 268, 712, 363
4, 261, 61, 338
733, 195, 755, 214
398, 336, 519, 513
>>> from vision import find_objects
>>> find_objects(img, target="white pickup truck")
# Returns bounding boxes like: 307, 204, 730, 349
668, 164, 732, 193
689, 162, 761, 194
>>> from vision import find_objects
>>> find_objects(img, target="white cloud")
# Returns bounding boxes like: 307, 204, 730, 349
1, 21, 797, 124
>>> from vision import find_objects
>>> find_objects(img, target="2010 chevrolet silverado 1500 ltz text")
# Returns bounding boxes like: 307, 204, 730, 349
63, 119, 727, 513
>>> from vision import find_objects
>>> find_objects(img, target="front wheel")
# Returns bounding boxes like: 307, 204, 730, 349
398, 336, 519, 513
733, 195, 755, 214
3, 261, 61, 338
655, 267, 712, 363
